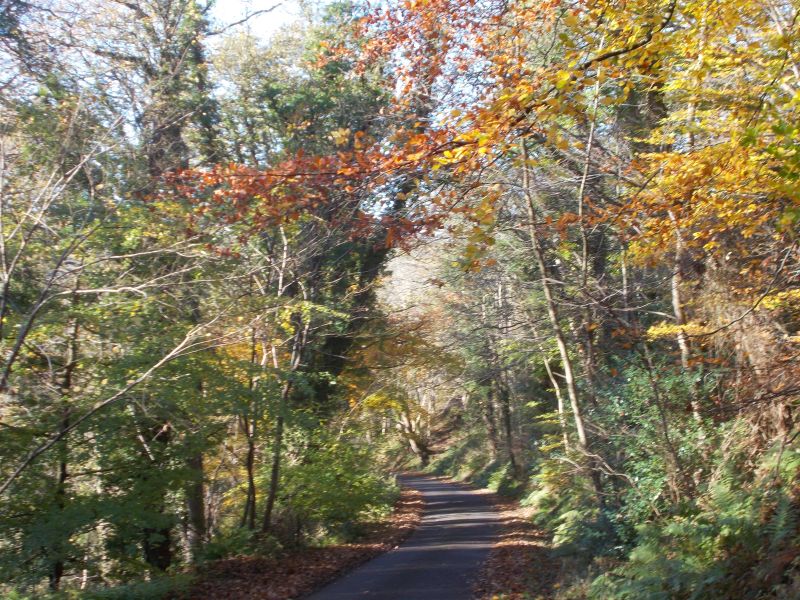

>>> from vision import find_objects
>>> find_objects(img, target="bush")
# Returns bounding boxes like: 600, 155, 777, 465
488, 462, 524, 497
75, 575, 193, 600
274, 432, 398, 543
200, 527, 282, 561
587, 445, 800, 600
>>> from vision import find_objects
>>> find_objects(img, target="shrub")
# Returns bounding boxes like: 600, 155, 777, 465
587, 446, 800, 600
274, 433, 398, 543
200, 527, 282, 561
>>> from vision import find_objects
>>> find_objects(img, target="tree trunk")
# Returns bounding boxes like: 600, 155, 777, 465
143, 420, 173, 571
240, 415, 257, 530
241, 326, 259, 530
262, 317, 306, 534
520, 139, 606, 505
49, 407, 69, 592
496, 378, 519, 474
669, 214, 703, 424
143, 524, 173, 572
513, 287, 571, 452
543, 356, 570, 451
575, 67, 602, 408
185, 452, 206, 560
50, 301, 80, 590
398, 408, 431, 466
262, 381, 288, 534
640, 342, 695, 499
483, 386, 500, 458
520, 140, 589, 451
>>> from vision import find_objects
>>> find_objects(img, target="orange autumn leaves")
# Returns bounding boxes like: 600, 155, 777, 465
160, 148, 431, 246
160, 0, 800, 277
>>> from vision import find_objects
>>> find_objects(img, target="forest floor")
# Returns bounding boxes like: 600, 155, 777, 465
177, 487, 423, 600
473, 492, 560, 600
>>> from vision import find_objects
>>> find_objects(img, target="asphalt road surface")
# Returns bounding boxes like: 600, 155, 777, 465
306, 474, 500, 600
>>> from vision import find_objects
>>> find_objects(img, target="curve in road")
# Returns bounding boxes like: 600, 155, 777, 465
306, 474, 500, 600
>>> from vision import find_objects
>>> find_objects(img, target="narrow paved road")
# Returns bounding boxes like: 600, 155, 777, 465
306, 474, 500, 600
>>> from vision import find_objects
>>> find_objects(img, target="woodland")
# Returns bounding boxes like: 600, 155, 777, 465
1, 0, 800, 598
